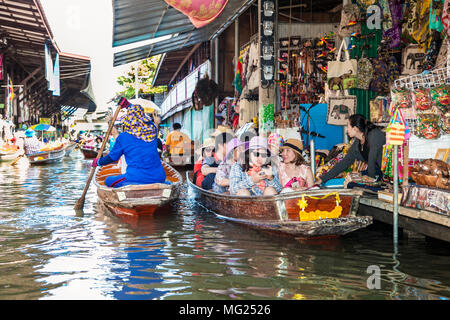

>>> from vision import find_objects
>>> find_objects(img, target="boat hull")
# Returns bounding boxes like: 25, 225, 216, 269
81, 147, 98, 159
64, 143, 76, 156
95, 161, 183, 217
27, 147, 65, 164
186, 171, 372, 238
0, 150, 21, 162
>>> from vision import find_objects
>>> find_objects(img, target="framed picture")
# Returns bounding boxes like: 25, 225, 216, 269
402, 45, 426, 75
434, 148, 450, 164
327, 95, 356, 126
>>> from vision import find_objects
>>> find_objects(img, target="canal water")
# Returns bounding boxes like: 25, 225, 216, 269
0, 150, 449, 300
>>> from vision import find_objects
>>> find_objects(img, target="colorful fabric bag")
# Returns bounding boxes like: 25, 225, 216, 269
338, 3, 361, 38
327, 40, 357, 91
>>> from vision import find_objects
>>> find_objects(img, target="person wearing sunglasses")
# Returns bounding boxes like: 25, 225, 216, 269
229, 136, 282, 196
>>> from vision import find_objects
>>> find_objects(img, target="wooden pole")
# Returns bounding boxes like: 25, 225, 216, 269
73, 102, 122, 210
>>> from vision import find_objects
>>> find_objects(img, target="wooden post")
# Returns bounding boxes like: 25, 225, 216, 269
258, 0, 275, 135
402, 142, 409, 187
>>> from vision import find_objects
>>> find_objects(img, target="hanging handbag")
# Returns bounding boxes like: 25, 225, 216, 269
338, 3, 361, 38
356, 51, 374, 90
386, 108, 406, 145
327, 95, 357, 126
327, 40, 357, 91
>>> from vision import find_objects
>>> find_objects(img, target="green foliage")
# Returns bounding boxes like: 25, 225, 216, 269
116, 55, 167, 99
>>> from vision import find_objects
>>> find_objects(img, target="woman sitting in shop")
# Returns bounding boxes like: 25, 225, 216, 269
229, 136, 281, 196
278, 138, 315, 192
315, 114, 386, 185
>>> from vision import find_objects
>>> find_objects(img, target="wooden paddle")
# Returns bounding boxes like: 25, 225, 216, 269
10, 154, 24, 166
74, 97, 129, 210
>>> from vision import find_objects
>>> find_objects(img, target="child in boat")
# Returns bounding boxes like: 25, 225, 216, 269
213, 138, 245, 193
92, 104, 166, 188
194, 138, 215, 188
278, 138, 314, 192
229, 136, 282, 196
201, 132, 234, 190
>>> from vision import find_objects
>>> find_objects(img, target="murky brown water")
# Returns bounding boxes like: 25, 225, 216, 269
0, 150, 449, 300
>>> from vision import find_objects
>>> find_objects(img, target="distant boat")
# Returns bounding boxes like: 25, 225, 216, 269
64, 142, 77, 156
186, 171, 372, 239
27, 144, 65, 165
95, 160, 183, 217
81, 146, 101, 159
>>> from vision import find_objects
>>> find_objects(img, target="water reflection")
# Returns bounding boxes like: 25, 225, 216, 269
0, 150, 449, 300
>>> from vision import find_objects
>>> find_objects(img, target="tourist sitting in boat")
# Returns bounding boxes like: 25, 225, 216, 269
193, 138, 213, 187
213, 138, 245, 193
94, 136, 103, 150
278, 138, 314, 192
316, 114, 386, 186
229, 136, 282, 196
23, 129, 42, 155
201, 132, 234, 190
267, 132, 284, 168
92, 104, 166, 188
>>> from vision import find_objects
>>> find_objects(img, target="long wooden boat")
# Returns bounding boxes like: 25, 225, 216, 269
27, 145, 65, 164
187, 171, 372, 239
94, 160, 183, 216
64, 142, 77, 156
0, 147, 21, 162
81, 146, 98, 159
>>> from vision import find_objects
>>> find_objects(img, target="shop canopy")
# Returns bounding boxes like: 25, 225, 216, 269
112, 0, 256, 67
0, 0, 95, 113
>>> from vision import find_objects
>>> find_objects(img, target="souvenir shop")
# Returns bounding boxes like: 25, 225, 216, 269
219, 0, 450, 218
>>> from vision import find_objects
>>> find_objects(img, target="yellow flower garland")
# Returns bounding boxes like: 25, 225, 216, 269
297, 192, 343, 221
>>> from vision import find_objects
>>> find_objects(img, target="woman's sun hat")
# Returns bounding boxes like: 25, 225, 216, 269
249, 136, 268, 150
279, 138, 303, 155
225, 138, 245, 159
24, 129, 35, 138
201, 137, 215, 150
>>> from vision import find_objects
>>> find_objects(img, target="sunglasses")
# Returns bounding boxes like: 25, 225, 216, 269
251, 151, 269, 158
204, 147, 214, 152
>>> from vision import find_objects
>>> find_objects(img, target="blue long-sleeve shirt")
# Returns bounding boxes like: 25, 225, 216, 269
98, 132, 166, 184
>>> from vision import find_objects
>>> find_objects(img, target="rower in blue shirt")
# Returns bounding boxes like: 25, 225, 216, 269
92, 104, 166, 188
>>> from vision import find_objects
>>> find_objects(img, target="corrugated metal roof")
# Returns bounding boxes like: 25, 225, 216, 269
113, 0, 256, 67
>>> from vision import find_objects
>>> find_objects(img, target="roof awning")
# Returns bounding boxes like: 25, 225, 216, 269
112, 0, 255, 67
0, 0, 95, 110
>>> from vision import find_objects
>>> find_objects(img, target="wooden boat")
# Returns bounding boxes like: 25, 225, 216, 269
81, 146, 98, 159
64, 142, 77, 156
94, 160, 183, 216
0, 145, 21, 162
163, 154, 194, 173
27, 145, 65, 164
187, 171, 372, 239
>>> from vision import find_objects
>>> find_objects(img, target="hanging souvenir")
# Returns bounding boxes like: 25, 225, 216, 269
429, 0, 445, 32
327, 95, 357, 126
369, 58, 390, 93
430, 85, 450, 114
327, 40, 357, 91
356, 51, 374, 90
443, 0, 450, 38
402, 0, 432, 45
386, 108, 406, 146
416, 113, 441, 139
338, 3, 361, 38
412, 88, 432, 111
401, 45, 426, 75
391, 89, 411, 109
382, 0, 403, 48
